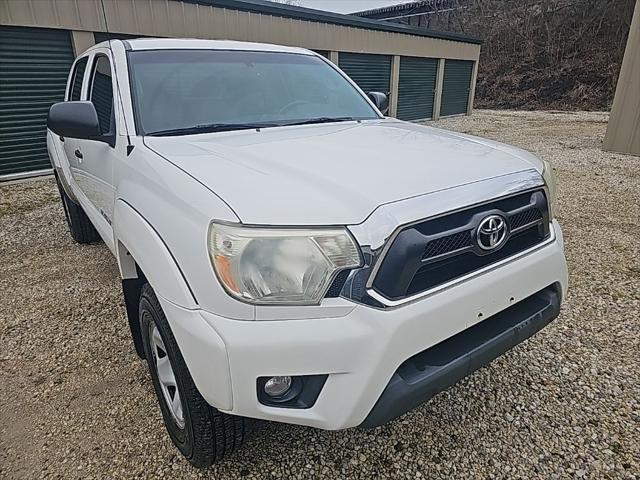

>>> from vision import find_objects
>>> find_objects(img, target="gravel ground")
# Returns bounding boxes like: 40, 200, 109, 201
1, 110, 639, 479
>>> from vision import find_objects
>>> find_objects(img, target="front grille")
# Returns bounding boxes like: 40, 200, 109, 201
510, 207, 543, 230
422, 230, 473, 260
372, 189, 550, 300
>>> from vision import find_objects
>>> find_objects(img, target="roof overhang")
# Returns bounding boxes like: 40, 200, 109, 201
181, 0, 482, 45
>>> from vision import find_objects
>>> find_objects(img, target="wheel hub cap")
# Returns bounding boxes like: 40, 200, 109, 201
150, 324, 185, 428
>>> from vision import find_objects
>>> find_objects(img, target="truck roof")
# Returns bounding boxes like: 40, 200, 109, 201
95, 37, 314, 55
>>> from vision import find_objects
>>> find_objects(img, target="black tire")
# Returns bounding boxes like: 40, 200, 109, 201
139, 284, 248, 467
54, 175, 101, 244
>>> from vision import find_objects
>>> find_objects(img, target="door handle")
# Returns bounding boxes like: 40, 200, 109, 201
74, 149, 83, 160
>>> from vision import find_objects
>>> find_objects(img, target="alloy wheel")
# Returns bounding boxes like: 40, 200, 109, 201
149, 323, 185, 429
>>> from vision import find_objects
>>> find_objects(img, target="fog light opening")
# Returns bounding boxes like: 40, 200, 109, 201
257, 374, 328, 408
264, 376, 292, 398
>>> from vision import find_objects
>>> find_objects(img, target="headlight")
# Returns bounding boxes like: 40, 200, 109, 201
208, 222, 362, 305
542, 160, 557, 218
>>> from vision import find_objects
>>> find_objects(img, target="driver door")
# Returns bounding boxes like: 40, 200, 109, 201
62, 56, 87, 190
71, 50, 119, 234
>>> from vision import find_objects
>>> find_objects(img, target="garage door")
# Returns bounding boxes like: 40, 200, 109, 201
0, 26, 74, 176
338, 53, 391, 95
397, 56, 438, 121
440, 60, 474, 117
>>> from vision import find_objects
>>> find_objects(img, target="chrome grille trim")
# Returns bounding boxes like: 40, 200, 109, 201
341, 170, 549, 308
367, 226, 556, 309
371, 188, 548, 300
364, 183, 548, 290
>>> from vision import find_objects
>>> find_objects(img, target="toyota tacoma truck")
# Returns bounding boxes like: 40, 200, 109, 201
46, 38, 568, 467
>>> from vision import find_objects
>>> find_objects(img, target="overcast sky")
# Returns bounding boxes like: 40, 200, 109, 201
293, 0, 415, 14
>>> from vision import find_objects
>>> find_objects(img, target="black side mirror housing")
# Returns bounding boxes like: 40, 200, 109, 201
367, 91, 389, 115
47, 101, 101, 139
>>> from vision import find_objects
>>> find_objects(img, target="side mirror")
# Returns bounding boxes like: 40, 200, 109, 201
47, 101, 100, 139
367, 91, 389, 115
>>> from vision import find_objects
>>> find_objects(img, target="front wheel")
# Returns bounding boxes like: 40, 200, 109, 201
139, 284, 248, 467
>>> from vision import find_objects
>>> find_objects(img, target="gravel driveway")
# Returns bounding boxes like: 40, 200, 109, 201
1, 110, 638, 479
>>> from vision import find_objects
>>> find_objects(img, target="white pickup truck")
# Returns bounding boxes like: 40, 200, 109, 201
47, 38, 568, 467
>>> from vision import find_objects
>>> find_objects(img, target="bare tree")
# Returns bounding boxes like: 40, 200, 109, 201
423, 0, 635, 110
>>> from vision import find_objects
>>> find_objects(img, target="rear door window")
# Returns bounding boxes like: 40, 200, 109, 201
88, 55, 114, 135
68, 57, 88, 101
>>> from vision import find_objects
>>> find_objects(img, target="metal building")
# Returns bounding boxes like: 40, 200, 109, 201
604, 0, 639, 157
0, 0, 481, 178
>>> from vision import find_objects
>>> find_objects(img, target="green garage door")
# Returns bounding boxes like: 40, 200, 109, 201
397, 56, 438, 121
0, 26, 74, 176
440, 60, 474, 117
338, 53, 391, 95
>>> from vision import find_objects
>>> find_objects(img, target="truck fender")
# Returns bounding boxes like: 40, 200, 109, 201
114, 199, 198, 358
113, 199, 197, 309
113, 202, 232, 411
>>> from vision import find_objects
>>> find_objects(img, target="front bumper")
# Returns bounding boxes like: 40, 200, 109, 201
361, 283, 560, 428
160, 221, 568, 430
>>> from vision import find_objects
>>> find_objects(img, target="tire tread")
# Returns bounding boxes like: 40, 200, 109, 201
55, 176, 101, 244
140, 284, 247, 467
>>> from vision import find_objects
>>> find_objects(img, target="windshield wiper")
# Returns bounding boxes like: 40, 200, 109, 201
146, 122, 278, 137
282, 117, 358, 127
146, 117, 360, 136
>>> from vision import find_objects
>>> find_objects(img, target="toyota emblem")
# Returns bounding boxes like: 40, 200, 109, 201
476, 214, 508, 251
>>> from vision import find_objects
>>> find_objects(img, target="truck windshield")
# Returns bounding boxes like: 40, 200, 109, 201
127, 49, 380, 136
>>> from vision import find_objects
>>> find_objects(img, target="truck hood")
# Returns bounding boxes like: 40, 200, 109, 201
144, 119, 543, 225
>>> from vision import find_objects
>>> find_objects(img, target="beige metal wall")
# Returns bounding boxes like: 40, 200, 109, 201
604, 0, 640, 156
0, 0, 107, 32
0, 0, 480, 60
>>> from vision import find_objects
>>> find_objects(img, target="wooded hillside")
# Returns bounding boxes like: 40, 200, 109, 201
426, 0, 636, 110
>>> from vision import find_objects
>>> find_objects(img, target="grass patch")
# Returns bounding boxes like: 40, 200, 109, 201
0, 190, 58, 217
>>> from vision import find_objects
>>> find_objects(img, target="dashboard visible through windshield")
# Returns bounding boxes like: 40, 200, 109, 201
127, 49, 380, 136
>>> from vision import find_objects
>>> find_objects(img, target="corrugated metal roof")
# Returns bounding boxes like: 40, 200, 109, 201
181, 0, 482, 44
352, 0, 439, 17
352, 0, 471, 23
